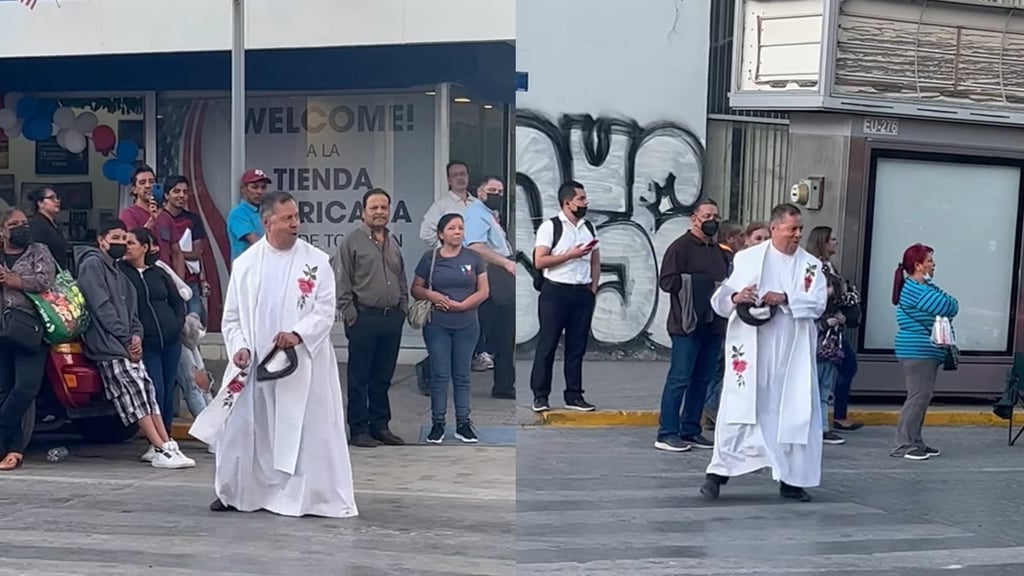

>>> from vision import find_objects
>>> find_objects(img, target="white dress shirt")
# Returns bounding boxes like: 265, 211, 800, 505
534, 211, 596, 285
419, 190, 477, 246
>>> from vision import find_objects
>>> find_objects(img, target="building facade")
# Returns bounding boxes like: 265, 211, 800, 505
0, 0, 515, 354
730, 0, 1024, 396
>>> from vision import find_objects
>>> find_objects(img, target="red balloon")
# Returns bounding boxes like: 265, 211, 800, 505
92, 125, 116, 154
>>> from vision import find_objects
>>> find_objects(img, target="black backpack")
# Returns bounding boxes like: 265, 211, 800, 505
531, 217, 596, 291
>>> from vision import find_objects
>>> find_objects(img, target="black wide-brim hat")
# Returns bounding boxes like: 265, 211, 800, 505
735, 302, 777, 327
256, 345, 299, 381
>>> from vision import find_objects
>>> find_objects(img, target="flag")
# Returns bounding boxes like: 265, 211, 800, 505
20, 0, 39, 9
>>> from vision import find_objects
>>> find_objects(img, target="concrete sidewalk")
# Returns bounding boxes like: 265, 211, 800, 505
171, 360, 517, 444
516, 360, 1011, 428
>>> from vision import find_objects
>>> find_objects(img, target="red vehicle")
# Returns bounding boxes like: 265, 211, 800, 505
24, 341, 138, 444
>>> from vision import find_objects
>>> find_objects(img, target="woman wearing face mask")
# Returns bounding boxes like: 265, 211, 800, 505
411, 213, 489, 444
0, 208, 57, 470
117, 228, 187, 435
891, 243, 958, 461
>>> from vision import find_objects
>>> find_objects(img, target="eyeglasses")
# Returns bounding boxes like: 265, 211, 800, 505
43, 195, 59, 201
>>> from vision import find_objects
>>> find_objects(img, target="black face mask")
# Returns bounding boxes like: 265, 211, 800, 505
484, 194, 504, 211
7, 225, 31, 249
106, 243, 127, 260
144, 252, 158, 266
572, 205, 588, 219
700, 220, 720, 238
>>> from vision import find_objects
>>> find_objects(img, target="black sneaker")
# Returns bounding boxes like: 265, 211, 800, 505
654, 437, 692, 452
564, 397, 596, 412
426, 423, 445, 444
700, 474, 727, 500
455, 423, 479, 443
923, 446, 941, 457
780, 482, 812, 502
901, 448, 931, 461
683, 435, 714, 450
532, 397, 550, 412
823, 431, 846, 445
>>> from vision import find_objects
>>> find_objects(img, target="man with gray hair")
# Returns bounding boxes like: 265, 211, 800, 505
193, 191, 357, 518
700, 203, 827, 503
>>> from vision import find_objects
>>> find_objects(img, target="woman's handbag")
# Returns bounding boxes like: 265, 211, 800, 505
0, 285, 44, 351
26, 267, 91, 344
817, 326, 845, 364
407, 249, 437, 329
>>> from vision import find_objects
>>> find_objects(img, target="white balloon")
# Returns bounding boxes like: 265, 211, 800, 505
3, 92, 22, 110
74, 111, 98, 134
5, 121, 22, 139
53, 107, 77, 130
51, 123, 60, 137
56, 129, 68, 148
0, 109, 16, 130
63, 130, 87, 154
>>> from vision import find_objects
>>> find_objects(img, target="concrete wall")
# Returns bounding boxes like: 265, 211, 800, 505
515, 0, 711, 360
0, 0, 514, 57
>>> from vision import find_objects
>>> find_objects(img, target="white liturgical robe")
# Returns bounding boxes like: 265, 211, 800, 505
191, 237, 357, 518
707, 241, 827, 488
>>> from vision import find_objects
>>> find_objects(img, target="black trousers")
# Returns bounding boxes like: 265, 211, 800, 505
529, 282, 595, 402
0, 343, 47, 455
480, 298, 515, 395
346, 308, 405, 436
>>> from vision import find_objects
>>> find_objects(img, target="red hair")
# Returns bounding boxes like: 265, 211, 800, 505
891, 243, 933, 305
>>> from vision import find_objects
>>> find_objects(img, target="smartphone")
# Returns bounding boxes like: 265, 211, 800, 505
584, 238, 599, 250
151, 183, 165, 205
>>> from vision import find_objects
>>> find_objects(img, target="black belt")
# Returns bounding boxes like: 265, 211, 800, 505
357, 305, 401, 316
545, 280, 592, 291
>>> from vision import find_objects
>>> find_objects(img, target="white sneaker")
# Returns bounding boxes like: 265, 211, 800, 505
151, 442, 196, 469
140, 445, 157, 463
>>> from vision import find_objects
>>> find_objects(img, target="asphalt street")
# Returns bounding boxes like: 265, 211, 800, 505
516, 425, 1024, 575
0, 439, 514, 576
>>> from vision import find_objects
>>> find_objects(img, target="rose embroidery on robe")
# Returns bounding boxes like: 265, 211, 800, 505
730, 345, 748, 387
297, 264, 318, 309
803, 263, 817, 292
222, 371, 248, 410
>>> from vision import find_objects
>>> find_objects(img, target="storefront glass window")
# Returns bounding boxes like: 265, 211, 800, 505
449, 85, 509, 219
156, 91, 436, 333
0, 95, 144, 247
863, 156, 1021, 353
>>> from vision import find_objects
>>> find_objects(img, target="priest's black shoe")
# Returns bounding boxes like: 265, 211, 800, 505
780, 482, 812, 502
210, 499, 236, 512
700, 473, 729, 500
371, 429, 405, 446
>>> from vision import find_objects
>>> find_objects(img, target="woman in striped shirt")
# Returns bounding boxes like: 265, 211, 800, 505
891, 243, 959, 461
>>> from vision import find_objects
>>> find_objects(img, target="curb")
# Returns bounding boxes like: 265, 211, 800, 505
170, 421, 194, 442
536, 409, 1011, 428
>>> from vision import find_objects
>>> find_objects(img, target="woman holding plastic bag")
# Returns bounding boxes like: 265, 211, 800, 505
892, 244, 959, 461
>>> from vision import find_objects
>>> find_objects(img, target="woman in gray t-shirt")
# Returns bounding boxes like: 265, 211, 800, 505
411, 213, 490, 444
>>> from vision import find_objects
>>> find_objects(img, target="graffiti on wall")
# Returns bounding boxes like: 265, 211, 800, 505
515, 110, 706, 359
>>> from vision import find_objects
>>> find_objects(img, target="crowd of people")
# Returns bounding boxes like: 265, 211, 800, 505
0, 159, 515, 518
527, 185, 960, 501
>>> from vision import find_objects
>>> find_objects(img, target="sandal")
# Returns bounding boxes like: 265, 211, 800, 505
0, 453, 23, 471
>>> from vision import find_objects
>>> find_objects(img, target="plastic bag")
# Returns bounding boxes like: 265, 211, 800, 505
931, 316, 955, 347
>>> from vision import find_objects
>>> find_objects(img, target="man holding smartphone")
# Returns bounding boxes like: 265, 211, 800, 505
529, 180, 599, 413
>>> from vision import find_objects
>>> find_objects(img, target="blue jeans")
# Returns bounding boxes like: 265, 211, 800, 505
424, 321, 480, 425
187, 281, 207, 325
817, 360, 838, 432
175, 345, 209, 419
704, 346, 726, 411
144, 343, 183, 431
834, 334, 858, 420
657, 329, 723, 441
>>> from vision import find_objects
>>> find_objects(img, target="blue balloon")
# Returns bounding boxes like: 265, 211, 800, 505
15, 97, 38, 119
103, 159, 121, 181
115, 140, 139, 161
23, 116, 51, 142
115, 162, 135, 186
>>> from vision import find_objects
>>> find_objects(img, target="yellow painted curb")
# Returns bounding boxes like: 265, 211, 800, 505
537, 409, 1011, 428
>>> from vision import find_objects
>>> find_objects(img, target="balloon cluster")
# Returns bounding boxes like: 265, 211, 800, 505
102, 141, 141, 186
0, 93, 133, 183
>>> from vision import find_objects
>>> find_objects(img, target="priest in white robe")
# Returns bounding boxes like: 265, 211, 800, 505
190, 191, 358, 518
700, 203, 827, 502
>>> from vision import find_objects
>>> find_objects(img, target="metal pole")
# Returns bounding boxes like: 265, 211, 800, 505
230, 0, 246, 207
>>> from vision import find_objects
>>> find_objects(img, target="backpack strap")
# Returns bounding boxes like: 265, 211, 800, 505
550, 217, 564, 248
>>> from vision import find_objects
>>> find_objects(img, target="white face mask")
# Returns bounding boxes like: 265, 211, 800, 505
923, 273, 933, 282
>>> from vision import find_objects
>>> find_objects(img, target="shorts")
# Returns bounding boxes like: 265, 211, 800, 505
96, 358, 161, 426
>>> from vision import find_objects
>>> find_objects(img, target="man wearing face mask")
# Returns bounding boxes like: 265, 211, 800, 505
463, 176, 516, 400
654, 199, 730, 452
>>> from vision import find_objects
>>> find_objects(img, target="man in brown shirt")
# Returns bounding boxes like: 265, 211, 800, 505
334, 188, 409, 448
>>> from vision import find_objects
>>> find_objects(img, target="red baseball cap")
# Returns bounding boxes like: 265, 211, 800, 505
241, 168, 271, 186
